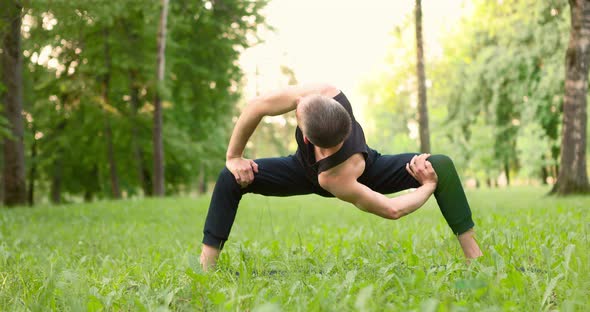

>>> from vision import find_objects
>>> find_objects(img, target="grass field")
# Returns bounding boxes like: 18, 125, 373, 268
0, 187, 588, 311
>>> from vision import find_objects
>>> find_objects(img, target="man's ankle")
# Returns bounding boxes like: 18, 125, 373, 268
458, 229, 483, 259
200, 244, 221, 271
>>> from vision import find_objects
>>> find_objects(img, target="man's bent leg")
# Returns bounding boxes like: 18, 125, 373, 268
360, 150, 482, 258
427, 155, 473, 234
201, 156, 316, 270
202, 167, 243, 250
428, 155, 482, 259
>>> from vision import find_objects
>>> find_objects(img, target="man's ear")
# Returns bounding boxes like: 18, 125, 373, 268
303, 136, 310, 145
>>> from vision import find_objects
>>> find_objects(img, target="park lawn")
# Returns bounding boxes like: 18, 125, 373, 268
0, 187, 588, 311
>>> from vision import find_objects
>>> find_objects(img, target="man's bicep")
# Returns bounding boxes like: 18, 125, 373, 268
326, 180, 365, 205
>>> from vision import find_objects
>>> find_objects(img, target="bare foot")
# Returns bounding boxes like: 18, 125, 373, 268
200, 244, 221, 271
457, 228, 483, 260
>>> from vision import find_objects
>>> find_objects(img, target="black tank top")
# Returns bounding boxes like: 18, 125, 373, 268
295, 91, 369, 181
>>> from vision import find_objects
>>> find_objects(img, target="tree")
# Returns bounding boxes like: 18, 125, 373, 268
3, 0, 266, 204
429, 0, 569, 185
363, 0, 574, 185
153, 0, 169, 196
414, 0, 430, 153
1, 1, 27, 206
123, 14, 153, 196
102, 28, 122, 199
552, 0, 590, 194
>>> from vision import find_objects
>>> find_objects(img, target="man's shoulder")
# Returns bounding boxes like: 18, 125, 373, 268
318, 153, 366, 188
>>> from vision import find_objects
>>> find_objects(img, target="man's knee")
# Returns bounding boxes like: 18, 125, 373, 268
428, 154, 455, 174
216, 167, 240, 190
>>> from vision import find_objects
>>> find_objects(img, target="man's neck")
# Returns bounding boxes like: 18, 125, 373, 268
315, 142, 344, 160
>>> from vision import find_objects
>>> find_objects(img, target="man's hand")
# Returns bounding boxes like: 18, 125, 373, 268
406, 153, 438, 190
226, 157, 259, 188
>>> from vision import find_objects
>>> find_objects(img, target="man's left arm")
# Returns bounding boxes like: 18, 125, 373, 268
325, 179, 435, 220
320, 153, 437, 219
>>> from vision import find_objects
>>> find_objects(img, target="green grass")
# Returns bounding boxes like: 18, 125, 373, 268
0, 187, 589, 311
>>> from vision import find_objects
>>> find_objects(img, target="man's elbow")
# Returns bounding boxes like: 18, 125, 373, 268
386, 207, 402, 220
319, 83, 340, 96
245, 98, 266, 116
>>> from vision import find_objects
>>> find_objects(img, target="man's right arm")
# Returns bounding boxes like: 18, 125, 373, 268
225, 83, 339, 186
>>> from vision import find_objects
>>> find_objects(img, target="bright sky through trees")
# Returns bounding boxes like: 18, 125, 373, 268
240, 0, 468, 117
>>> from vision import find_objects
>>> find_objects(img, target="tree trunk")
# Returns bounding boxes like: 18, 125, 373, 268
129, 70, 152, 196
102, 28, 121, 199
0, 141, 3, 202
552, 0, 590, 195
27, 125, 37, 206
49, 121, 66, 204
504, 158, 511, 186
1, 2, 26, 206
153, 0, 169, 196
551, 145, 560, 179
198, 163, 208, 194
50, 155, 62, 204
541, 163, 549, 185
105, 118, 121, 198
83, 164, 99, 202
124, 21, 152, 197
415, 0, 430, 153
83, 190, 92, 202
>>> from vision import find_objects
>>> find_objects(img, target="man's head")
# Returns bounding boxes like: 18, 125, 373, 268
296, 94, 352, 148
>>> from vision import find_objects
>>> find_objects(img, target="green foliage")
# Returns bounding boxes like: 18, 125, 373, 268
0, 188, 588, 310
438, 0, 569, 182
364, 0, 570, 184
17, 0, 267, 201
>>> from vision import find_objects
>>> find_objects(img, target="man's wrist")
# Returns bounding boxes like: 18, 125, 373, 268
226, 154, 241, 161
421, 182, 437, 194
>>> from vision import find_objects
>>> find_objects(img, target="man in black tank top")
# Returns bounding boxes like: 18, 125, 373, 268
200, 83, 482, 270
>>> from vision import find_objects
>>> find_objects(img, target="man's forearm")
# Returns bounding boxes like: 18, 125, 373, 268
389, 183, 436, 218
226, 103, 264, 159
340, 182, 435, 220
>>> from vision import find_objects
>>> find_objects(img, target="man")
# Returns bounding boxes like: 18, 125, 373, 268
200, 83, 483, 270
